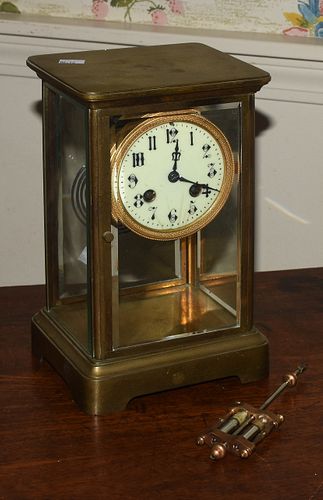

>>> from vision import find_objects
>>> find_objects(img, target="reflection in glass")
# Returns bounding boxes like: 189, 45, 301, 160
46, 90, 91, 353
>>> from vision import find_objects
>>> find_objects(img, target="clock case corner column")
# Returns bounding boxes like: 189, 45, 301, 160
239, 93, 257, 334
87, 106, 114, 360
41, 82, 60, 311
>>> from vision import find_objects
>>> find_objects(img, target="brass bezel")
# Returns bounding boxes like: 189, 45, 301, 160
111, 113, 235, 241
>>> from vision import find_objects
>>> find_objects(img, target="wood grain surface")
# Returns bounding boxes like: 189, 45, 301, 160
1, 268, 323, 500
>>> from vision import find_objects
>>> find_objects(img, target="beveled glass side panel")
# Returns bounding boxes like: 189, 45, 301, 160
199, 102, 241, 316
44, 87, 91, 354
57, 96, 88, 298
111, 102, 241, 350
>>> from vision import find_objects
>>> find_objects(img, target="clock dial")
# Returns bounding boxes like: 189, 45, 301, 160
112, 113, 234, 240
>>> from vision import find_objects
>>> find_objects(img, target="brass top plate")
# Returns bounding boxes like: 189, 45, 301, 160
27, 43, 270, 104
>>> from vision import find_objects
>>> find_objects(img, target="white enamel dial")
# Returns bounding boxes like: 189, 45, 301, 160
112, 113, 234, 240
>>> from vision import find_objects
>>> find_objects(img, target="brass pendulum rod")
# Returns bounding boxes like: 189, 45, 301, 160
198, 364, 307, 460
231, 364, 307, 439
260, 363, 307, 410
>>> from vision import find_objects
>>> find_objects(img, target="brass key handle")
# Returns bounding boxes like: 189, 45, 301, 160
197, 364, 307, 460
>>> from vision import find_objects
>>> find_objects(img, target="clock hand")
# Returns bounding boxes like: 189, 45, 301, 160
178, 177, 220, 198
172, 140, 181, 171
168, 141, 181, 183
178, 176, 220, 192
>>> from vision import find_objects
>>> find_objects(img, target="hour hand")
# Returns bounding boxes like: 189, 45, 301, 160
171, 140, 181, 171
168, 141, 181, 182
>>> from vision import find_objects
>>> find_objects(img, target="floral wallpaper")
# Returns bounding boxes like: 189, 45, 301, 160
2, 0, 323, 38
283, 0, 323, 36
92, 1, 184, 23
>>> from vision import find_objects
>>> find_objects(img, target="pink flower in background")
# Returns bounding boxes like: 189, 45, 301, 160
167, 0, 184, 15
283, 26, 309, 35
151, 8, 168, 25
93, 1, 184, 24
92, 0, 108, 19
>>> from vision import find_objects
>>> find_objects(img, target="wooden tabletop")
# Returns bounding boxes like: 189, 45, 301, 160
1, 268, 322, 499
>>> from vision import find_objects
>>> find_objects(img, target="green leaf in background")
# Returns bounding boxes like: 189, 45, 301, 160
110, 0, 133, 7
0, 1, 21, 12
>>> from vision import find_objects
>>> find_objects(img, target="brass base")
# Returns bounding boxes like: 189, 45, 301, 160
32, 310, 269, 415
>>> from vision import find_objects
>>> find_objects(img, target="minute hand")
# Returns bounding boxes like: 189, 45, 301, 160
178, 176, 220, 192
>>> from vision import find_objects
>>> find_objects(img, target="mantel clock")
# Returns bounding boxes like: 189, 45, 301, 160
27, 43, 271, 414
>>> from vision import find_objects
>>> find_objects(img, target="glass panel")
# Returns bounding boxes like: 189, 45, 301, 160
45, 88, 91, 354
111, 223, 185, 348
111, 102, 241, 349
199, 102, 241, 315
118, 227, 182, 288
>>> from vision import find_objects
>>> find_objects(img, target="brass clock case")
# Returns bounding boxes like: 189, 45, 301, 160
26, 43, 271, 414
111, 113, 235, 241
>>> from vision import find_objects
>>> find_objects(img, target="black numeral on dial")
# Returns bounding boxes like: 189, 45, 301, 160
202, 144, 211, 158
207, 163, 217, 178
148, 206, 157, 220
132, 152, 145, 167
128, 174, 138, 188
134, 194, 144, 207
166, 126, 178, 144
148, 135, 157, 151
168, 209, 178, 223
202, 185, 212, 198
188, 201, 197, 215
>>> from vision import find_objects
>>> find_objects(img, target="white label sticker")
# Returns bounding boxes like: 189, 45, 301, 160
58, 59, 86, 65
